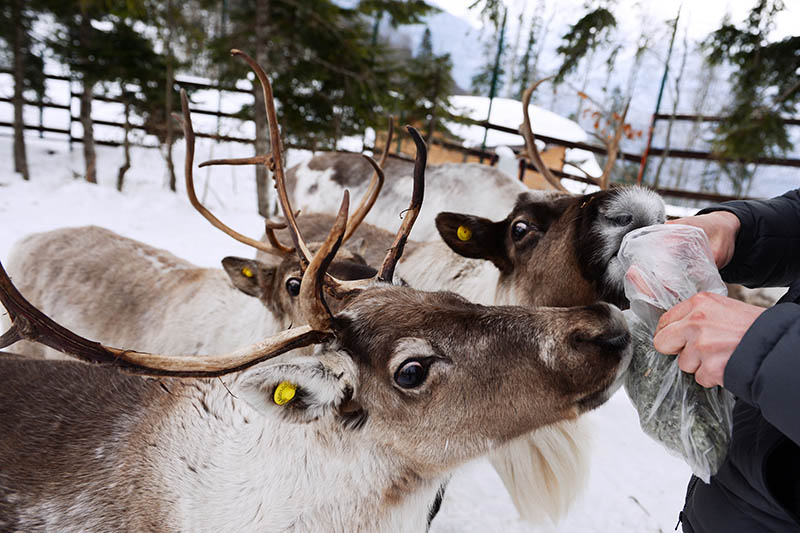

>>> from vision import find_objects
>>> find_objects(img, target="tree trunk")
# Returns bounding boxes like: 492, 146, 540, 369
12, 0, 29, 180
79, 12, 96, 183
427, 67, 441, 143
253, 0, 271, 217
117, 101, 131, 192
531, 5, 554, 84
164, 0, 177, 192
504, 6, 525, 98
575, 44, 596, 119
80, 82, 97, 183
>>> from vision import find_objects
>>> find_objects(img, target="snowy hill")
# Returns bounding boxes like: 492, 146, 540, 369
380, 9, 484, 92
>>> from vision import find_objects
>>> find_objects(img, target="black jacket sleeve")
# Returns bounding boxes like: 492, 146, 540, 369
698, 188, 800, 288
724, 302, 800, 446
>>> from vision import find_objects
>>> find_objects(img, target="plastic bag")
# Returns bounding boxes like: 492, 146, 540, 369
618, 224, 735, 483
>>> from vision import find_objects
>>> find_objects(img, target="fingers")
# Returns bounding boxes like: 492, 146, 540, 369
653, 292, 741, 389
677, 350, 700, 375
653, 320, 687, 355
625, 265, 657, 299
655, 297, 696, 335
655, 325, 719, 388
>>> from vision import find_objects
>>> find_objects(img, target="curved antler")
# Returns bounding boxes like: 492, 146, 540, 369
174, 89, 292, 258
378, 126, 426, 282
0, 259, 330, 377
230, 49, 314, 270
299, 191, 349, 330
520, 78, 569, 193
0, 52, 381, 379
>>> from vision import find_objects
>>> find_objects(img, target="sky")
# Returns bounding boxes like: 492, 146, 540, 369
430, 0, 800, 41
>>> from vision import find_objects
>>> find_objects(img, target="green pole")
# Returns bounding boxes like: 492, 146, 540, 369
371, 10, 383, 47
636, 5, 681, 184
480, 7, 507, 155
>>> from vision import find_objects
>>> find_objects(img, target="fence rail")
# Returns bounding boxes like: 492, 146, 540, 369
2, 69, 797, 203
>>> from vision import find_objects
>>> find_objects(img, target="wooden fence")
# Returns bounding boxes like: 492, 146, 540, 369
2, 69, 798, 203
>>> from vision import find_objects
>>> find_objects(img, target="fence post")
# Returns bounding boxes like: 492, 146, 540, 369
68, 79, 75, 152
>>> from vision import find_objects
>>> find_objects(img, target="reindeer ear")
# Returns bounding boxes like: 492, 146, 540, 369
435, 212, 511, 272
236, 352, 358, 424
221, 257, 277, 298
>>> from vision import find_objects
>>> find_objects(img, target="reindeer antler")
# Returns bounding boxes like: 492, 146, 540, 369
0, 256, 332, 377
173, 90, 294, 258
520, 78, 569, 193
378, 126, 425, 282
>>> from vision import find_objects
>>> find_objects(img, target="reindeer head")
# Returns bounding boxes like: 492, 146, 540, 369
436, 187, 665, 309
303, 288, 627, 469
433, 77, 665, 310
221, 249, 375, 327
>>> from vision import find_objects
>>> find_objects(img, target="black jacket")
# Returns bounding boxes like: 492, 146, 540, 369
681, 189, 800, 532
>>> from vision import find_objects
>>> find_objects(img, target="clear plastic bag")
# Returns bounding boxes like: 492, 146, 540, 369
618, 224, 735, 483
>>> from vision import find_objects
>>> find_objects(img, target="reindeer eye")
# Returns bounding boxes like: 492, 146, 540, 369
607, 213, 633, 226
394, 360, 428, 389
511, 221, 530, 240
285, 277, 301, 297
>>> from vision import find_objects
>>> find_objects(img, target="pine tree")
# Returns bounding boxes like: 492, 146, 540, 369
206, 0, 433, 216
471, 7, 509, 98
554, 1, 617, 85
400, 27, 458, 142
703, 0, 799, 193
516, 13, 538, 100
45, 1, 110, 183
139, 0, 207, 192
98, 20, 167, 192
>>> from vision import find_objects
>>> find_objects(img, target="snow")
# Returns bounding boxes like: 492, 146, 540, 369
446, 95, 588, 148
0, 134, 694, 531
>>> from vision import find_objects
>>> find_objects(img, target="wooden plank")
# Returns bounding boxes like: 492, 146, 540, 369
653, 113, 800, 127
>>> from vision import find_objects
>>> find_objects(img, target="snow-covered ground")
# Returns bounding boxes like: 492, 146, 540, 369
0, 135, 694, 532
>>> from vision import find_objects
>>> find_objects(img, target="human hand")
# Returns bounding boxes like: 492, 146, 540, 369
667, 211, 741, 269
653, 292, 765, 388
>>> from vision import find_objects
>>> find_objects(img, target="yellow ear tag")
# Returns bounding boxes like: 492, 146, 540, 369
273, 381, 297, 405
241, 266, 254, 278
457, 225, 473, 242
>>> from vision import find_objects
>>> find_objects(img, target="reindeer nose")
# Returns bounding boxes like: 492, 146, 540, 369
571, 303, 631, 353
588, 329, 631, 351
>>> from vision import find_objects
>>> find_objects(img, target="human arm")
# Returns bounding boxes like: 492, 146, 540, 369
692, 189, 800, 288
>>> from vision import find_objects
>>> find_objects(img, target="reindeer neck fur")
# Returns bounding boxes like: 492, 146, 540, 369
149, 376, 445, 532
396, 241, 500, 305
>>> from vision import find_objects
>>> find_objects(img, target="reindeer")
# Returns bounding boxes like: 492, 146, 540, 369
0, 53, 633, 531
261, 79, 665, 523
1, 93, 395, 362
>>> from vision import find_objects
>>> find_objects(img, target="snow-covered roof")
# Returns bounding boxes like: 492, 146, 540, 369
445, 95, 588, 148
